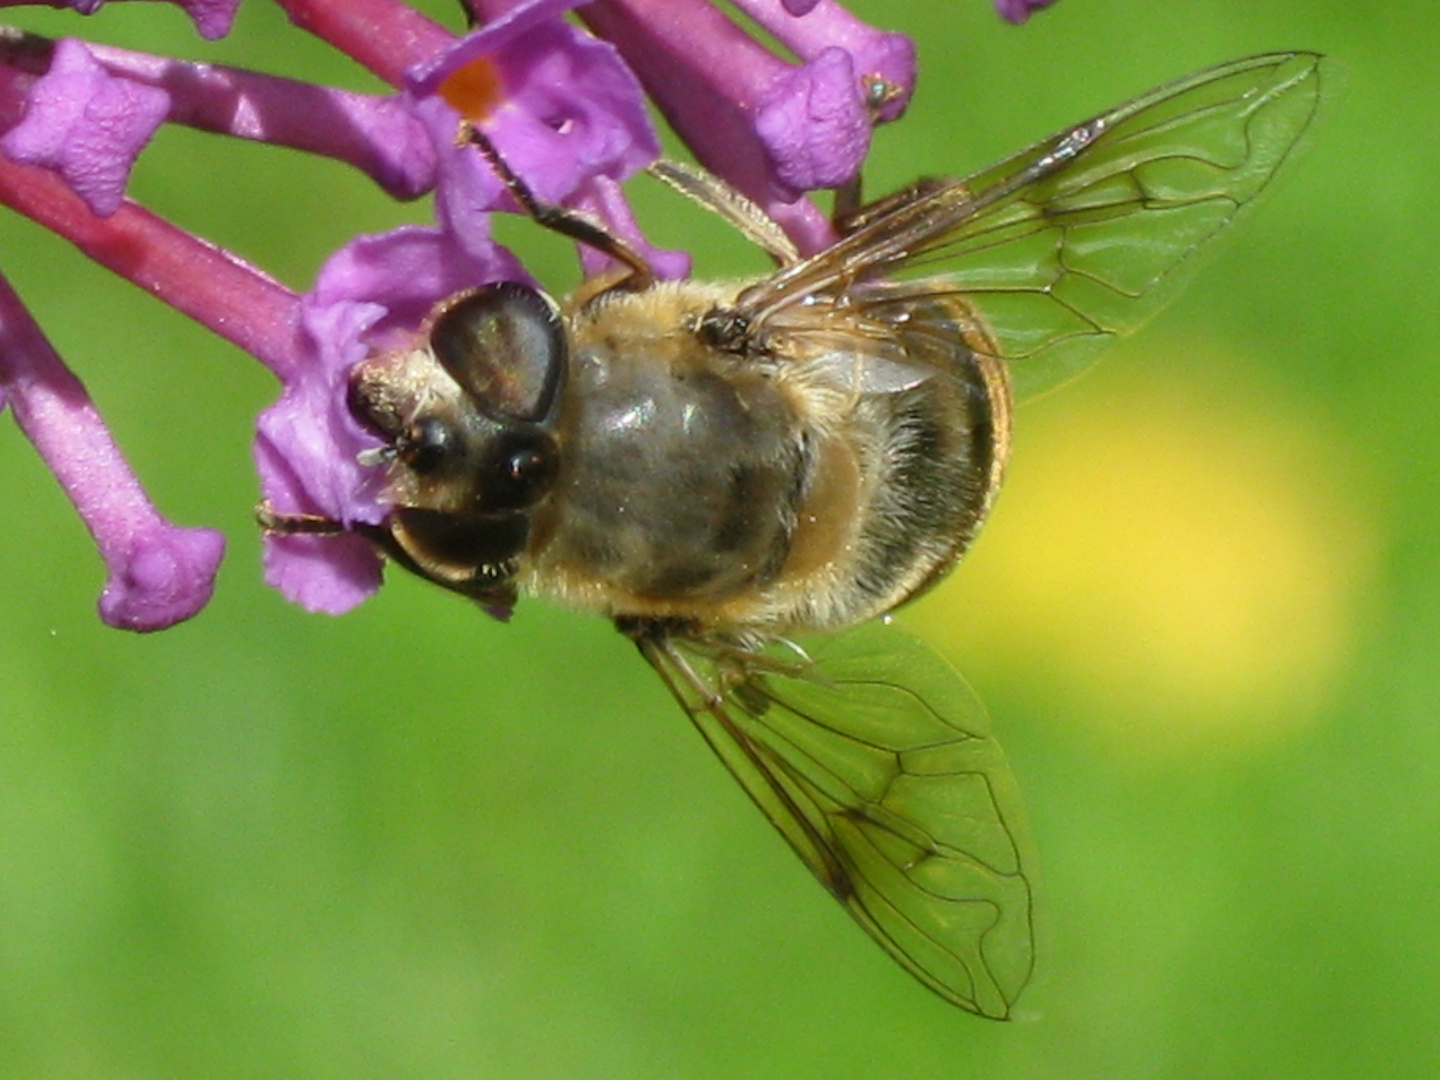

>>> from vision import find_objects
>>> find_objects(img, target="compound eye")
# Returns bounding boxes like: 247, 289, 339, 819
482, 428, 560, 512
400, 416, 455, 474
428, 283, 566, 423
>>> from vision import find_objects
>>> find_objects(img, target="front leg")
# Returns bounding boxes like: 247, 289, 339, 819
257, 501, 398, 555
256, 501, 348, 536
460, 122, 655, 294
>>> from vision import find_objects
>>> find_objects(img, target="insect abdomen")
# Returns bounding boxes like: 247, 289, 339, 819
527, 292, 806, 616
755, 291, 1012, 633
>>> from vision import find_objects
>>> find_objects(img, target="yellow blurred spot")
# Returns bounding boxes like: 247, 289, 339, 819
439, 58, 504, 122
908, 343, 1380, 759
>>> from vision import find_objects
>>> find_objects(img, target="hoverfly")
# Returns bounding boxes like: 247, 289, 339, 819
262, 52, 1330, 1017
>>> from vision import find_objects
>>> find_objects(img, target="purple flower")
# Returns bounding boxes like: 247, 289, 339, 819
0, 269, 224, 630
754, 46, 874, 191
407, 3, 685, 275
729, 0, 915, 123
578, 0, 914, 253
47, 0, 241, 40
0, 37, 169, 217
995, 0, 1060, 25
0, 0, 952, 629
82, 39, 439, 200
173, 0, 243, 39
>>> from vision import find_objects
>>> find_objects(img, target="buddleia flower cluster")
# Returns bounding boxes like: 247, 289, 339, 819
0, 0, 1054, 630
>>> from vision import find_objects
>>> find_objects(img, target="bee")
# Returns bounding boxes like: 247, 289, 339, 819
263, 53, 1329, 1017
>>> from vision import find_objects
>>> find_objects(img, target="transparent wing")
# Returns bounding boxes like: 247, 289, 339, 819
740, 52, 1334, 399
637, 619, 1036, 1018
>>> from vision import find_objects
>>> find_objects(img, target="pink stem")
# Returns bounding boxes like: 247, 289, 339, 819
0, 153, 305, 380
273, 0, 455, 87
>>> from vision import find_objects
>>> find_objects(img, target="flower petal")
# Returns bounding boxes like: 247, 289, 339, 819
0, 271, 223, 630
730, 0, 916, 123
995, 0, 1060, 25
578, 0, 843, 251
411, 2, 661, 250
81, 40, 437, 199
177, 0, 243, 40
98, 525, 227, 631
0, 37, 169, 217
255, 225, 531, 613
755, 47, 871, 191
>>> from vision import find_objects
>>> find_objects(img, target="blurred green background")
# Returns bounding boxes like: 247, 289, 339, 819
0, 0, 1433, 1076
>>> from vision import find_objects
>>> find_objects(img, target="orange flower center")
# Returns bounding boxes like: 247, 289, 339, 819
438, 57, 504, 121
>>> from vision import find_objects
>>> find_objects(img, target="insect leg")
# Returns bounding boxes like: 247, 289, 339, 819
460, 123, 655, 292
646, 159, 800, 266
832, 177, 953, 236
255, 501, 347, 535
256, 502, 393, 550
